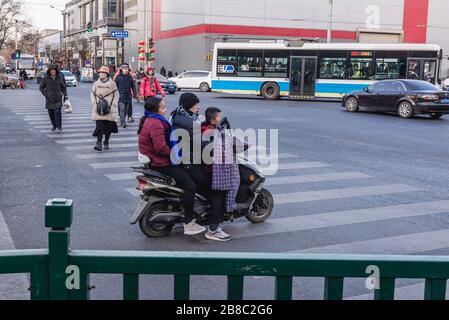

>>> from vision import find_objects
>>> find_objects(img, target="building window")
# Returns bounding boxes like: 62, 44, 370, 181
237, 50, 262, 77
263, 50, 288, 78
125, 0, 137, 9
108, 0, 118, 18
125, 13, 138, 23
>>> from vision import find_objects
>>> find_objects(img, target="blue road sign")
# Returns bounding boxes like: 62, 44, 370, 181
110, 30, 129, 38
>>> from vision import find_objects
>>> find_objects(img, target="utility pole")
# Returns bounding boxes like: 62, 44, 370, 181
144, 0, 149, 69
327, 0, 334, 43
15, 20, 18, 73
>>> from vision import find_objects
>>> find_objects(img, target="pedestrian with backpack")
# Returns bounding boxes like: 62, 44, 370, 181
91, 66, 119, 151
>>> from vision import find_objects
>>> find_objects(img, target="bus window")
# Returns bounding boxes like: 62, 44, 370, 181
217, 49, 236, 76
349, 58, 374, 80
375, 58, 406, 80
407, 60, 421, 80
263, 50, 288, 78
319, 57, 346, 79
237, 50, 262, 77
423, 60, 436, 83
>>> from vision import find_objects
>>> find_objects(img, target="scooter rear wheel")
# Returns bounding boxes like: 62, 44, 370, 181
139, 203, 174, 237
246, 188, 274, 223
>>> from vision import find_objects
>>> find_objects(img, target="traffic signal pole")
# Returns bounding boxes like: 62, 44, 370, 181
15, 20, 18, 73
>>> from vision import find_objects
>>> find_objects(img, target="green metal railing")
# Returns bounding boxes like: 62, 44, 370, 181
0, 198, 448, 300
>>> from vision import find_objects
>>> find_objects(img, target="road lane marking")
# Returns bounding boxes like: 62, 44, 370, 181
294, 229, 449, 254
274, 184, 421, 205
90, 161, 139, 169
265, 172, 371, 186
65, 143, 138, 150
229, 200, 449, 239
77, 151, 139, 159
55, 136, 138, 144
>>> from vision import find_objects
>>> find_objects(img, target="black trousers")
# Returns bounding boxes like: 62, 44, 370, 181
48, 107, 62, 129
157, 166, 197, 223
184, 164, 226, 229
127, 100, 133, 118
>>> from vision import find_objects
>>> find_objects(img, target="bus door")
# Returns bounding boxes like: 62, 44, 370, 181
289, 56, 317, 98
407, 59, 437, 84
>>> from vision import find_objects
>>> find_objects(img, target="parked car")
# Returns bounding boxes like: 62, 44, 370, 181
342, 80, 449, 119
61, 70, 78, 87
36, 71, 46, 84
169, 70, 211, 92
155, 73, 177, 94
0, 74, 19, 89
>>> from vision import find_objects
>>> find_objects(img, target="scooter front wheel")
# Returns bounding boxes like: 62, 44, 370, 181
139, 203, 174, 237
246, 188, 274, 223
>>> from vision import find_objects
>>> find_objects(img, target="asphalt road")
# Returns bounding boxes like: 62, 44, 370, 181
1, 80, 449, 299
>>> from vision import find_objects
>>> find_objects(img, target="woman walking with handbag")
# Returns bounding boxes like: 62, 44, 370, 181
91, 66, 119, 151
139, 67, 165, 101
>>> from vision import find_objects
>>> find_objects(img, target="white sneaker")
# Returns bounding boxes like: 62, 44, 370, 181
205, 227, 231, 242
183, 220, 206, 236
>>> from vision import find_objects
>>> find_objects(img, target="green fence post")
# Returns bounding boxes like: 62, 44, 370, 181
45, 198, 73, 300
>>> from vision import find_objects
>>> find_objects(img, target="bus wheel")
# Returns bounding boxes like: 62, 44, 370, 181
261, 82, 280, 100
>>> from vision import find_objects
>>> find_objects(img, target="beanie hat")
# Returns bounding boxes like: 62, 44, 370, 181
179, 92, 200, 110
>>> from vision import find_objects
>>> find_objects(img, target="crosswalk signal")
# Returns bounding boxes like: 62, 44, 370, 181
87, 22, 93, 32
15, 49, 21, 59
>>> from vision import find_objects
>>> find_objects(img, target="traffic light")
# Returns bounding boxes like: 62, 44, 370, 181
149, 38, 155, 49
138, 40, 145, 61
87, 22, 93, 32
147, 49, 155, 61
15, 49, 21, 60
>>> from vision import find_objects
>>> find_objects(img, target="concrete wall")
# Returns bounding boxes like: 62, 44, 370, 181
427, 0, 449, 78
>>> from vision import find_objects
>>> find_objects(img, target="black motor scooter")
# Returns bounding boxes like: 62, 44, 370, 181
130, 119, 274, 237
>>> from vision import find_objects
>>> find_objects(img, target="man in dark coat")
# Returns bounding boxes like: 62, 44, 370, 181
39, 64, 68, 132
114, 64, 137, 127
160, 66, 167, 77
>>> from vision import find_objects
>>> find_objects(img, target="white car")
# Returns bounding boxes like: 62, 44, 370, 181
61, 70, 78, 87
169, 70, 211, 92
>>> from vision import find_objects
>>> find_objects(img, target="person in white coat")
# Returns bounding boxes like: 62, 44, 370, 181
91, 66, 119, 151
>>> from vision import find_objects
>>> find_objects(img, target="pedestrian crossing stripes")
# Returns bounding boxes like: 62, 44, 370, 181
3, 88, 449, 297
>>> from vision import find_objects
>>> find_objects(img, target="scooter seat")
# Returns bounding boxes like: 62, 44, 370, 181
142, 168, 176, 185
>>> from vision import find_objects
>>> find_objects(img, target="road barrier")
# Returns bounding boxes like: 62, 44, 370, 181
0, 199, 448, 300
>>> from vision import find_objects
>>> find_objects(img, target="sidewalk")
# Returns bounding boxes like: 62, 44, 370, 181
0, 209, 29, 300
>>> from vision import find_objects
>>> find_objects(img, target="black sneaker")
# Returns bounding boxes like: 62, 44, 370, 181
57, 128, 62, 133
51, 127, 57, 132
93, 142, 102, 151
103, 141, 109, 150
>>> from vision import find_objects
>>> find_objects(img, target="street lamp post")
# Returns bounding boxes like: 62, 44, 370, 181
15, 20, 18, 73
327, 0, 334, 43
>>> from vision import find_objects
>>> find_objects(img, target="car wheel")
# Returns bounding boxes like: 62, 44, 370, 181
261, 82, 280, 100
430, 113, 443, 119
199, 82, 210, 92
397, 101, 414, 119
345, 96, 359, 112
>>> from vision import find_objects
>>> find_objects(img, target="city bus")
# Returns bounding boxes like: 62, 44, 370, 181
17, 54, 36, 79
211, 41, 442, 99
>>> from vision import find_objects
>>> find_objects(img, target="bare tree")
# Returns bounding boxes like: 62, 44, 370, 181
0, 0, 26, 50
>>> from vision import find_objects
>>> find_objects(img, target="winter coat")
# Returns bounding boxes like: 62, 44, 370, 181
171, 106, 204, 164
138, 117, 172, 167
114, 73, 137, 104
90, 78, 119, 122
140, 76, 165, 97
39, 68, 67, 109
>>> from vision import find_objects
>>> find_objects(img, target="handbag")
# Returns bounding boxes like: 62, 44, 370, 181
63, 98, 73, 113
